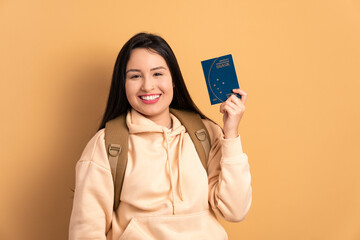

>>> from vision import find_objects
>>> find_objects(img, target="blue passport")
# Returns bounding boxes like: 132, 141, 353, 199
201, 54, 240, 105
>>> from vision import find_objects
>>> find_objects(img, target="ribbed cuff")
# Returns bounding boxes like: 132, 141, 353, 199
221, 135, 243, 159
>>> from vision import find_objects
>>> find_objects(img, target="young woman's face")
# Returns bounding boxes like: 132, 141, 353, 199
125, 48, 174, 126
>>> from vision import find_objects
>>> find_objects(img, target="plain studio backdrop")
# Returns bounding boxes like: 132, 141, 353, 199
0, 0, 359, 239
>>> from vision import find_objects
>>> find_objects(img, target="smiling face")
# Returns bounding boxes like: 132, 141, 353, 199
125, 48, 174, 126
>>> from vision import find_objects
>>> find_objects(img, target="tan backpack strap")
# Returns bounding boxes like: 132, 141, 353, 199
170, 108, 211, 171
195, 129, 211, 160
105, 114, 128, 211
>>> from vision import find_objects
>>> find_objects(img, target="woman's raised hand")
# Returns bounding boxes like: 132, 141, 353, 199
219, 89, 248, 139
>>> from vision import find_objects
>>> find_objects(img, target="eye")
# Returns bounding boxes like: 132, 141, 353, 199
154, 72, 163, 77
129, 74, 141, 79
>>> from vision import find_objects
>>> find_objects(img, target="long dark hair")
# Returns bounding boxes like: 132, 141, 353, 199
99, 32, 208, 129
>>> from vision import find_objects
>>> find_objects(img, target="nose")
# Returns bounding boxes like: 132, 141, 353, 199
141, 75, 155, 92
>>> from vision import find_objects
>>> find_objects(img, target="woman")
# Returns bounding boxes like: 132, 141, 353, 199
69, 32, 252, 240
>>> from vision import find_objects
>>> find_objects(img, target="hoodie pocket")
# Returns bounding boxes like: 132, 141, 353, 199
119, 218, 152, 240
119, 210, 228, 240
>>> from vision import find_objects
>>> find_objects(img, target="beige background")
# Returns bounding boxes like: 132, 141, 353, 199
1, 0, 360, 239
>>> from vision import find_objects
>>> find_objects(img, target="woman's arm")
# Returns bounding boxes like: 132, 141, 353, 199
206, 89, 252, 222
69, 130, 114, 239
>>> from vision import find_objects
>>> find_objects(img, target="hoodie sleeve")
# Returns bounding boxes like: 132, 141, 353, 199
203, 120, 252, 222
69, 130, 114, 240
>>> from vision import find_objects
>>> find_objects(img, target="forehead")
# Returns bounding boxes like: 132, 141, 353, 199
126, 48, 168, 69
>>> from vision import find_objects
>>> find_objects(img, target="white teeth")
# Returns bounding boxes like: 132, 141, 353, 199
140, 95, 160, 101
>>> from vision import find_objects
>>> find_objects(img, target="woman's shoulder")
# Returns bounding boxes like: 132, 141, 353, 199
83, 129, 105, 152
78, 129, 110, 170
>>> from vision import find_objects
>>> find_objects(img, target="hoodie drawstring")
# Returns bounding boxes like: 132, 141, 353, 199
163, 127, 185, 214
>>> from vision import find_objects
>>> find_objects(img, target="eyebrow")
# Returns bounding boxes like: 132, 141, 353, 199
126, 69, 140, 74
126, 66, 167, 74
150, 66, 166, 71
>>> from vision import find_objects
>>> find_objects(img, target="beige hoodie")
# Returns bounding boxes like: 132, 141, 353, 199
69, 109, 252, 240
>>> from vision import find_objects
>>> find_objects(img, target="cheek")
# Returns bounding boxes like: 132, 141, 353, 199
125, 81, 136, 102
162, 78, 174, 96
162, 82, 174, 99
169, 86, 174, 98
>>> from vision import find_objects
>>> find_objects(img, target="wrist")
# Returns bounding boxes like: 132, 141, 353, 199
224, 132, 239, 139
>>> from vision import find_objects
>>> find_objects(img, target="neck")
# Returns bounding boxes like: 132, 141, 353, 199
166, 118, 173, 129
140, 109, 171, 127
151, 115, 171, 128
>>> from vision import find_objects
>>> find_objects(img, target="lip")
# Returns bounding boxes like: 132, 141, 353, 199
138, 94, 161, 104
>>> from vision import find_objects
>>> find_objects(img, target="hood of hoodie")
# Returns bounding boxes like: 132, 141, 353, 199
126, 108, 185, 136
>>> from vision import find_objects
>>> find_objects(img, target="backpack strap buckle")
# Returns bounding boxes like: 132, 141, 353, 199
195, 129, 210, 161
195, 129, 207, 141
108, 144, 121, 157
108, 144, 122, 182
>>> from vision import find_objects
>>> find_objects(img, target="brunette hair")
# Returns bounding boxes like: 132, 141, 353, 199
99, 32, 207, 129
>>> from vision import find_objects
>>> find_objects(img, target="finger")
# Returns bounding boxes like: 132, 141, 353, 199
221, 104, 242, 121
232, 89, 248, 105
227, 93, 243, 106
219, 102, 226, 114
226, 95, 245, 112
232, 88, 246, 94
222, 100, 242, 116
